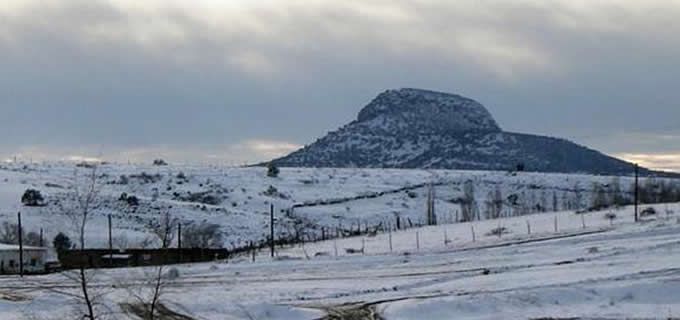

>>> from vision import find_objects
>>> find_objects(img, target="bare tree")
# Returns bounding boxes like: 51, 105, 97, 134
125, 212, 176, 320
425, 184, 437, 225
529, 190, 538, 213
512, 191, 530, 217
483, 195, 493, 220
591, 182, 608, 210
492, 187, 503, 219
59, 167, 103, 320
640, 177, 659, 204
148, 212, 176, 249
24, 231, 42, 247
573, 182, 583, 210
485, 188, 503, 219
460, 181, 478, 222
610, 177, 625, 206
0, 221, 20, 244
0, 222, 41, 247
539, 191, 548, 212
561, 191, 571, 210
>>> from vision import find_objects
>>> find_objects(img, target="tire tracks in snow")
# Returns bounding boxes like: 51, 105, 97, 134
308, 266, 680, 320
297, 226, 680, 319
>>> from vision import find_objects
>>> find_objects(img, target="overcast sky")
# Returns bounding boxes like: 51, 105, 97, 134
1, 0, 679, 171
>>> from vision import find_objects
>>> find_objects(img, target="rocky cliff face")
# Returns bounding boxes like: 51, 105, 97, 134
356, 88, 501, 133
271, 88, 645, 175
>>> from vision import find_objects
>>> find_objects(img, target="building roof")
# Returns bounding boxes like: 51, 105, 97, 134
0, 243, 48, 251
103, 254, 131, 259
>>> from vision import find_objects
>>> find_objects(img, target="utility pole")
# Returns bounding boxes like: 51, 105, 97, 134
108, 214, 113, 266
426, 184, 437, 225
634, 163, 639, 223
270, 205, 275, 258
18, 212, 24, 277
177, 223, 182, 263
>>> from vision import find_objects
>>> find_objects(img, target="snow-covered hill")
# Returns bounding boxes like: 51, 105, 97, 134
272, 88, 663, 176
0, 161, 676, 250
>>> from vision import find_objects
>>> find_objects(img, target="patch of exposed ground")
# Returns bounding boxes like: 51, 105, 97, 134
120, 302, 194, 320
320, 302, 383, 320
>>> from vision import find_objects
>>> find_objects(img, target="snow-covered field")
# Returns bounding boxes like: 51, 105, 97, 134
0, 201, 679, 319
1, 162, 679, 319
0, 162, 653, 250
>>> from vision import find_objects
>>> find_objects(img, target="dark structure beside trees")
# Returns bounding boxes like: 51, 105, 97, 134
58, 248, 230, 269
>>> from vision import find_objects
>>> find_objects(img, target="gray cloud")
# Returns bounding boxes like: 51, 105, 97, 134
1, 0, 679, 169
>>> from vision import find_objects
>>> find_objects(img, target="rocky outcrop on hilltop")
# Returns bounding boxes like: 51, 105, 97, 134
272, 88, 647, 175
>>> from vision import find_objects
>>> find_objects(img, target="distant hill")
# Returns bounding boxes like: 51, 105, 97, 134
271, 88, 668, 176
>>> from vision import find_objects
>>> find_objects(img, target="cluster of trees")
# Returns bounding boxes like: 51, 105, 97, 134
456, 177, 680, 222
0, 219, 224, 252
0, 221, 48, 247
591, 178, 625, 210
590, 177, 680, 210
267, 162, 280, 178
638, 178, 680, 204
0, 222, 75, 252
152, 159, 168, 166
21, 189, 45, 207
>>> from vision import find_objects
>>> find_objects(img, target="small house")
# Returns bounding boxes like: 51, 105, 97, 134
0, 243, 48, 274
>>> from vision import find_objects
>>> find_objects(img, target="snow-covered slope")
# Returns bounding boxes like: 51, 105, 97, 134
0, 161, 676, 250
272, 88, 660, 176
1, 202, 679, 320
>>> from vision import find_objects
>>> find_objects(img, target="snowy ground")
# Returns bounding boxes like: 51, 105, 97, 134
1, 202, 679, 319
0, 162, 653, 250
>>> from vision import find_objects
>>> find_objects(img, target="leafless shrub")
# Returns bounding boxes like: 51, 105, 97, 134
486, 227, 509, 237
640, 207, 657, 217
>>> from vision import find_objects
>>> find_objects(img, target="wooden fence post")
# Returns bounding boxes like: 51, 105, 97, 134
526, 220, 531, 235
388, 228, 393, 253
581, 213, 586, 229
416, 231, 420, 251
334, 238, 338, 258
